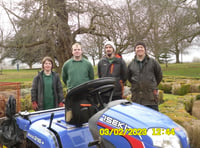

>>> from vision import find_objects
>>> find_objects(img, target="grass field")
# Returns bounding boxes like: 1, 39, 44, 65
0, 69, 39, 82
0, 63, 200, 83
161, 63, 200, 78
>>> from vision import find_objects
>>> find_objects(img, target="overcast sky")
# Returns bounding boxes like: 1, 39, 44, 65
124, 44, 200, 63
0, 0, 18, 36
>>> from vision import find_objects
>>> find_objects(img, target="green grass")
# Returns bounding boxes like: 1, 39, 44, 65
163, 93, 178, 100
1, 63, 200, 83
0, 69, 39, 82
161, 63, 200, 78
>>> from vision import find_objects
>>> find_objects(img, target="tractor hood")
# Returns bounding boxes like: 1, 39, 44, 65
99, 101, 176, 130
89, 100, 189, 148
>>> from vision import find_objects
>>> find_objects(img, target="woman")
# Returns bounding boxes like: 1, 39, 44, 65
31, 56, 64, 110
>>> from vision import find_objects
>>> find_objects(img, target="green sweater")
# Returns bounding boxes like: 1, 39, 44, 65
62, 58, 94, 90
42, 73, 54, 109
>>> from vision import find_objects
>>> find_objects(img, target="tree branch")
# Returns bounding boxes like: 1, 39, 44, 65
0, 40, 49, 49
1, 3, 25, 20
72, 13, 110, 40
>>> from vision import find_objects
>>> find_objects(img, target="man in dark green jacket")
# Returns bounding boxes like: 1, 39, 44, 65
128, 42, 163, 111
98, 41, 127, 103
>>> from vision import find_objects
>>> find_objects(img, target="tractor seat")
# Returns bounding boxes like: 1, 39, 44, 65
65, 77, 116, 127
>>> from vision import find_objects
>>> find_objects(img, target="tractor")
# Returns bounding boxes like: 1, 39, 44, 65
0, 77, 190, 148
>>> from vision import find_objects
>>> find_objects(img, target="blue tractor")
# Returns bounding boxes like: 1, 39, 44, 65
0, 78, 190, 148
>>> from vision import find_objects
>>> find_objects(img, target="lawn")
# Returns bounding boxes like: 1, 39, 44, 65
0, 69, 39, 82
161, 63, 200, 78
1, 62, 200, 83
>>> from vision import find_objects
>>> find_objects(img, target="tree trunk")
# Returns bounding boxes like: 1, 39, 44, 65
197, 0, 200, 25
92, 56, 95, 66
48, 0, 74, 74
175, 43, 180, 63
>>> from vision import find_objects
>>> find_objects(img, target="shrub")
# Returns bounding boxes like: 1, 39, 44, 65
125, 94, 132, 102
125, 81, 131, 87
160, 93, 200, 148
172, 84, 191, 95
20, 81, 32, 89
192, 100, 200, 119
0, 95, 6, 118
196, 95, 200, 100
184, 98, 194, 114
190, 84, 200, 93
158, 82, 172, 93
63, 87, 67, 98
21, 88, 31, 98
158, 90, 164, 104
162, 78, 175, 82
20, 94, 32, 111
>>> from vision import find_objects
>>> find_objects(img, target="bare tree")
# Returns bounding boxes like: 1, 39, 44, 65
80, 34, 104, 66
0, 0, 199, 69
80, 3, 133, 61
81, 0, 200, 64
0, 0, 113, 72
165, 1, 197, 63
81, 0, 154, 60
135, 0, 199, 63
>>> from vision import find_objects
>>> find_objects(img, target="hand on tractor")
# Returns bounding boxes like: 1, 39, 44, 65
32, 101, 38, 110
153, 89, 159, 103
59, 102, 64, 107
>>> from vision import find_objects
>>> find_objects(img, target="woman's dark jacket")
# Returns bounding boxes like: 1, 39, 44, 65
128, 56, 162, 105
31, 71, 64, 110
98, 56, 127, 98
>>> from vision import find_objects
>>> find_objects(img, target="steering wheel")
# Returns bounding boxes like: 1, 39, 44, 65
66, 77, 116, 110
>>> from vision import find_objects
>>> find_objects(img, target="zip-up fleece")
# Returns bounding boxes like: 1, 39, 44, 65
31, 71, 64, 110
98, 56, 127, 97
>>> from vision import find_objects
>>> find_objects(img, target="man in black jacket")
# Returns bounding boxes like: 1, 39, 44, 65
128, 42, 162, 111
98, 41, 127, 103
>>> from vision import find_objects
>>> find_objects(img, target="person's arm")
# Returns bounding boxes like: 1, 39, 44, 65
88, 63, 94, 80
120, 59, 128, 83
31, 76, 38, 102
127, 62, 133, 83
154, 60, 163, 85
62, 63, 68, 85
56, 73, 64, 105
97, 61, 101, 78
31, 76, 38, 110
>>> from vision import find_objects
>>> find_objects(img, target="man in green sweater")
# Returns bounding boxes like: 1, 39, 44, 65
62, 42, 94, 91
62, 43, 94, 124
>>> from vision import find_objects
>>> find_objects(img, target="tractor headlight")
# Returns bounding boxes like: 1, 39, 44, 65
147, 128, 181, 148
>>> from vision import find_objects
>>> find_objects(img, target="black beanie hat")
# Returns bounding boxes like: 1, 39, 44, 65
134, 41, 146, 50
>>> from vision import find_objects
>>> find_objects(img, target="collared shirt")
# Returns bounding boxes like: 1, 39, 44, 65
136, 56, 146, 70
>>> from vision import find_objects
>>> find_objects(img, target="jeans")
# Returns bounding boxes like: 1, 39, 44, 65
145, 105, 159, 111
